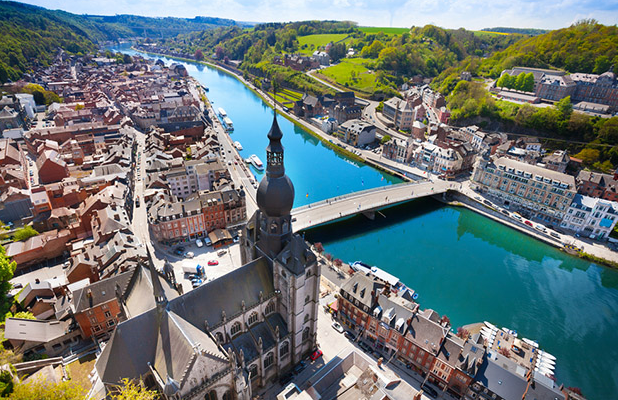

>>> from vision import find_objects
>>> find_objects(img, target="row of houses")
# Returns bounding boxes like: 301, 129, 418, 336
336, 271, 574, 400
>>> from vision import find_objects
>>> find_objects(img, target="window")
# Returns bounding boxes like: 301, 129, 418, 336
104, 311, 112, 318
216, 332, 224, 344
305, 269, 311, 278
302, 327, 310, 341
107, 320, 115, 328
304, 314, 309, 324
90, 318, 97, 324
205, 390, 218, 400
265, 301, 275, 315
305, 295, 310, 304
230, 321, 242, 337
280, 341, 289, 357
93, 325, 102, 333
248, 364, 258, 380
248, 312, 258, 326
222, 391, 232, 400
264, 352, 274, 369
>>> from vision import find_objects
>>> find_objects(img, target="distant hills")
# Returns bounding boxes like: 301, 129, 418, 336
0, 0, 250, 83
481, 27, 549, 36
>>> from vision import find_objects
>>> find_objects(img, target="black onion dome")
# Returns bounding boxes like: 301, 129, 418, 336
257, 174, 295, 217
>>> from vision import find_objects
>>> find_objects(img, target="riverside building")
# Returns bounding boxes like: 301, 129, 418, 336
472, 155, 576, 224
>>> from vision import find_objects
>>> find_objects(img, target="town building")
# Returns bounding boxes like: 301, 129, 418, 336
576, 170, 618, 202
337, 119, 376, 147
472, 155, 576, 224
560, 194, 618, 240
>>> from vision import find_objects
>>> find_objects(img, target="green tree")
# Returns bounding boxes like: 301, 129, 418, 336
380, 134, 392, 144
13, 226, 38, 242
555, 96, 573, 120
574, 148, 600, 166
597, 118, 618, 144
523, 72, 535, 92
31, 90, 45, 105
514, 72, 526, 90
111, 378, 159, 400
9, 378, 86, 399
593, 55, 611, 74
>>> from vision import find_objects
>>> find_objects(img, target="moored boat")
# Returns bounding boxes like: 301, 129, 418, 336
248, 154, 264, 170
234, 141, 243, 151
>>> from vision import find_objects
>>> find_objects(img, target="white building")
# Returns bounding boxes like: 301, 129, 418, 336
560, 194, 618, 240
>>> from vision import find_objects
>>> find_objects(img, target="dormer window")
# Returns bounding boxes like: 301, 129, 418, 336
352, 283, 358, 293
360, 288, 365, 298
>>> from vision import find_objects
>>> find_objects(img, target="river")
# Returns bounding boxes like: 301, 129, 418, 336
114, 45, 618, 399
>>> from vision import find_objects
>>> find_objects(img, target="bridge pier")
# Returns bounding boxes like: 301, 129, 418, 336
362, 211, 375, 220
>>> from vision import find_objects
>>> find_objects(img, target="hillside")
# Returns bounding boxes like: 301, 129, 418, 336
0, 1, 247, 83
478, 20, 618, 77
153, 21, 525, 97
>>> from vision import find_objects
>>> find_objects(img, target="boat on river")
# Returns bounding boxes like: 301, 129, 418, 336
223, 116, 234, 131
218, 107, 227, 117
247, 154, 263, 170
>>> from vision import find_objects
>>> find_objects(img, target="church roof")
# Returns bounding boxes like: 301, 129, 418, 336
276, 235, 316, 275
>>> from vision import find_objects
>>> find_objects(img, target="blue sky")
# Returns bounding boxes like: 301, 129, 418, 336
19, 0, 618, 30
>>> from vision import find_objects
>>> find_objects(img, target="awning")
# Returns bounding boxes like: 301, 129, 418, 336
208, 228, 232, 245
328, 299, 339, 311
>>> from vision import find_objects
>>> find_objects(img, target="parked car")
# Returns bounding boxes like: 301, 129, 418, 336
550, 231, 560, 239
501, 209, 510, 216
483, 199, 493, 206
421, 384, 439, 399
535, 224, 547, 233
511, 213, 522, 221
12, 283, 23, 289
176, 246, 185, 252
309, 349, 323, 361
331, 322, 344, 333
344, 331, 356, 341
175, 248, 184, 256
217, 250, 227, 257
184, 251, 194, 258
208, 260, 219, 266
192, 279, 202, 288
524, 220, 533, 227
196, 239, 203, 248
293, 361, 307, 374
358, 341, 372, 353
278, 372, 294, 386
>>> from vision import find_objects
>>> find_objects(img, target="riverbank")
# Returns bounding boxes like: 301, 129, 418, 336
129, 46, 418, 182
443, 185, 618, 269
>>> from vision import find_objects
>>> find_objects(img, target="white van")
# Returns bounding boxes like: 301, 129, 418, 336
196, 239, 203, 248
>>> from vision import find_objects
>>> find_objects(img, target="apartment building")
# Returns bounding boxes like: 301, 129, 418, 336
472, 156, 576, 224
560, 194, 618, 240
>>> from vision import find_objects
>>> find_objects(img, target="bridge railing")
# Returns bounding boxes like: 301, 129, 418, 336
291, 179, 431, 213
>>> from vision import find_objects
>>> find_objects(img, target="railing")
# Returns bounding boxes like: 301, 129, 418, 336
292, 180, 432, 213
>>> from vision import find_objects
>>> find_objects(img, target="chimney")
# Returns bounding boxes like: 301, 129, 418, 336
87, 288, 93, 308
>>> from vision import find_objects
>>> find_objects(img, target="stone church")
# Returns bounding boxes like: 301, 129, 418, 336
94, 112, 321, 399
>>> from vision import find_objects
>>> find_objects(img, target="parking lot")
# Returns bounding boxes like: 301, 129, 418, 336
163, 240, 243, 293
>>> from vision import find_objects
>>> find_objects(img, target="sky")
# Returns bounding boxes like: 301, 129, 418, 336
18, 0, 618, 30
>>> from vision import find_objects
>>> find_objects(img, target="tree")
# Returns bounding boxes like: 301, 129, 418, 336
13, 226, 38, 242
498, 347, 511, 357
574, 148, 600, 166
111, 378, 159, 400
194, 49, 204, 61
456, 327, 470, 339
314, 242, 324, 254
333, 258, 343, 267
597, 118, 618, 144
523, 73, 535, 92
324, 253, 333, 262
380, 134, 392, 145
514, 72, 526, 91
9, 379, 86, 399
215, 46, 225, 60
31, 90, 45, 105
555, 96, 573, 120
74, 104, 84, 111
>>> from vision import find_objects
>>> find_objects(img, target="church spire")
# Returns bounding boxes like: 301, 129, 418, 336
266, 107, 284, 178
146, 246, 167, 310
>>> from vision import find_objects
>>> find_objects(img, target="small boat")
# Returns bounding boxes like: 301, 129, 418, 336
218, 107, 227, 118
223, 117, 234, 131
537, 357, 556, 366
538, 350, 556, 361
248, 154, 264, 171
535, 366, 554, 375
234, 141, 243, 151
537, 362, 555, 371
502, 327, 518, 337
484, 321, 498, 331
522, 338, 539, 348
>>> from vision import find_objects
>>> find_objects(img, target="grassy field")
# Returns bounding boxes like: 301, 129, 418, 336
268, 88, 304, 106
473, 30, 510, 37
320, 58, 377, 94
298, 33, 350, 54
358, 26, 409, 35
67, 353, 97, 389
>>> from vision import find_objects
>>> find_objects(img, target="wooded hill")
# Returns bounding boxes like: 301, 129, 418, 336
0, 1, 246, 83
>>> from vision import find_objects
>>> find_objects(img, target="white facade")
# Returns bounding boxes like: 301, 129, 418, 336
561, 194, 618, 240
